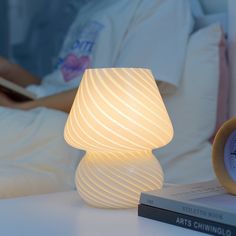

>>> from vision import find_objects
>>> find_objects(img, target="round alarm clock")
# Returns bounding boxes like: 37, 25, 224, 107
212, 117, 236, 195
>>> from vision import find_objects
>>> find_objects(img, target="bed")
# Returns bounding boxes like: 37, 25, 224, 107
0, 0, 234, 198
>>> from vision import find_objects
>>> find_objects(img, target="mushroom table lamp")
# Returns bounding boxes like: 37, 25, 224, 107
64, 68, 173, 208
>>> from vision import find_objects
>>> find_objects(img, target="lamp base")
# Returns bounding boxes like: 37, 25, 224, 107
75, 150, 163, 208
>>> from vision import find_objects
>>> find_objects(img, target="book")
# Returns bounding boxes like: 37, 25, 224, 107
138, 180, 236, 236
138, 204, 236, 236
0, 77, 36, 101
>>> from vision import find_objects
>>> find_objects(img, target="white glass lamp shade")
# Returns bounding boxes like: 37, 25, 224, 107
64, 68, 173, 208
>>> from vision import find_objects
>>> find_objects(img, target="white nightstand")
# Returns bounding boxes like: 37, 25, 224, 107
0, 191, 205, 236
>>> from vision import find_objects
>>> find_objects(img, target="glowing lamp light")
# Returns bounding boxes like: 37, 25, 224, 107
64, 68, 173, 208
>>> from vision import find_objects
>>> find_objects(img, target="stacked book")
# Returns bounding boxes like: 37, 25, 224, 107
138, 180, 236, 236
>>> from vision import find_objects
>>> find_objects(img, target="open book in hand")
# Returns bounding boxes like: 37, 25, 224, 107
0, 77, 37, 101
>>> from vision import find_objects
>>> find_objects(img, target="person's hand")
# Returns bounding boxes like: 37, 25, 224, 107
0, 92, 34, 110
0, 92, 17, 108
0, 57, 40, 86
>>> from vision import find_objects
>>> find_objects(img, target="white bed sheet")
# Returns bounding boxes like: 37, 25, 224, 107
0, 107, 83, 198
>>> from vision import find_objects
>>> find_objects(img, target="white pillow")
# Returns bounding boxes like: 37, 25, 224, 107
154, 24, 222, 184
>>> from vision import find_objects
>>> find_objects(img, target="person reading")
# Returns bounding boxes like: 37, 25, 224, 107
0, 0, 192, 112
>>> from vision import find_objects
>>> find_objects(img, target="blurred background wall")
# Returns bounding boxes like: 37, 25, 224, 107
0, 0, 9, 58
0, 0, 85, 77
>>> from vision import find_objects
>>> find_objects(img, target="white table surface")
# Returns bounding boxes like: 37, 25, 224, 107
0, 191, 206, 236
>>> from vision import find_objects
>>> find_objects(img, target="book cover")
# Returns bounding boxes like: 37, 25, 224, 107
139, 180, 236, 235
138, 204, 236, 236
0, 77, 36, 101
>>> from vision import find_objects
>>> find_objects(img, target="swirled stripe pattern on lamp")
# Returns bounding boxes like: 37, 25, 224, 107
64, 68, 173, 152
75, 150, 163, 208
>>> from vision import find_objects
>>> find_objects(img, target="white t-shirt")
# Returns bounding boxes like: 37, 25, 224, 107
27, 0, 193, 98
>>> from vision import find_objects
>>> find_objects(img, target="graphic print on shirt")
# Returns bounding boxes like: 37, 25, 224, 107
57, 21, 104, 82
